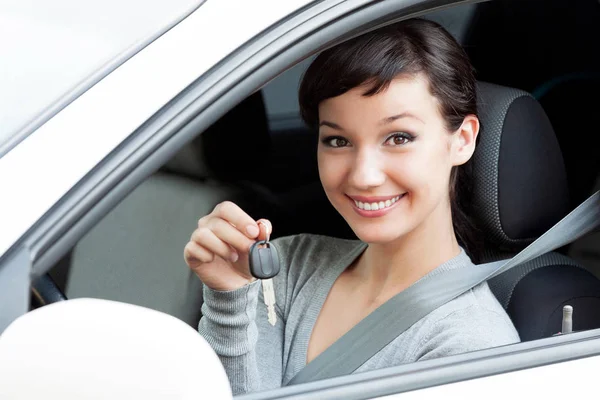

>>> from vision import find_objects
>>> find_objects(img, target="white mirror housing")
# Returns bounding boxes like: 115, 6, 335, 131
0, 298, 232, 399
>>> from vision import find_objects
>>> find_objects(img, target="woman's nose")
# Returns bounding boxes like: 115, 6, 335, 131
348, 150, 386, 189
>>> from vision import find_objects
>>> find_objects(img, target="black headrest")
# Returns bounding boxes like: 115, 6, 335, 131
473, 82, 570, 251
164, 91, 271, 182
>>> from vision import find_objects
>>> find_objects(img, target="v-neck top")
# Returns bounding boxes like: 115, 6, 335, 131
198, 234, 520, 395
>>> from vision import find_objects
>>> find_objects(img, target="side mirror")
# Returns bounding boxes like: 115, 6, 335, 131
0, 298, 232, 399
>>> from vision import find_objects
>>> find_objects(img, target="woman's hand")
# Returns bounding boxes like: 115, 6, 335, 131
184, 201, 272, 291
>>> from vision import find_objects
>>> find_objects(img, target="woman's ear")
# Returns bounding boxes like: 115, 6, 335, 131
451, 115, 479, 166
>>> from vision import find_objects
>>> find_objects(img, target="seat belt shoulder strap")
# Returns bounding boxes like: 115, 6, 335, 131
288, 191, 600, 386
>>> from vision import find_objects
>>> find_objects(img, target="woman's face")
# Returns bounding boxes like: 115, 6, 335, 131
317, 73, 478, 244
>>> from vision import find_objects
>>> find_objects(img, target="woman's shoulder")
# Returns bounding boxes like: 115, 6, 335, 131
410, 282, 520, 361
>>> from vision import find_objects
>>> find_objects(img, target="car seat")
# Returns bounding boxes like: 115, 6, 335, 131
475, 82, 600, 340
45, 92, 278, 328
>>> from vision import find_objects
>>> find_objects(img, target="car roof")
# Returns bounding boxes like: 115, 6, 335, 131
0, 0, 204, 155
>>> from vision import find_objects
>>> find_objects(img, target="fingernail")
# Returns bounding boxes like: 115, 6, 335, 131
230, 252, 239, 263
246, 225, 259, 237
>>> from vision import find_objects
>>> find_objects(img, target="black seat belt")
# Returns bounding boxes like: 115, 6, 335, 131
288, 191, 600, 386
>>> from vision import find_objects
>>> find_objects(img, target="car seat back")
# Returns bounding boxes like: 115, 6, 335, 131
49, 92, 276, 327
471, 82, 600, 340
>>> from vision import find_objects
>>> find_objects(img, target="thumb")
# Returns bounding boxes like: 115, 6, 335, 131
256, 219, 272, 242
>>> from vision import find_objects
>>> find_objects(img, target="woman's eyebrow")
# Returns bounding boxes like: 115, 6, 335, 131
319, 120, 343, 130
319, 112, 423, 130
380, 112, 424, 125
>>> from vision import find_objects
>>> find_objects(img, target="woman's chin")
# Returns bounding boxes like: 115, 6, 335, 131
351, 227, 407, 245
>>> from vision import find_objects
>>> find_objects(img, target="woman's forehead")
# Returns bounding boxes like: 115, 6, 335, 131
318, 74, 440, 123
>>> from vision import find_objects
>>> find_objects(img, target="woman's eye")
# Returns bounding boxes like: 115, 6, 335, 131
385, 132, 414, 146
322, 136, 350, 148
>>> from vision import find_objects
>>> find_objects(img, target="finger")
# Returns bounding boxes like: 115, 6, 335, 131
184, 241, 214, 266
191, 228, 238, 263
211, 201, 260, 239
256, 219, 272, 242
207, 218, 255, 255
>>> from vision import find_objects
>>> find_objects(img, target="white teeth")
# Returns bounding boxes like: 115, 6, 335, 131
353, 195, 402, 211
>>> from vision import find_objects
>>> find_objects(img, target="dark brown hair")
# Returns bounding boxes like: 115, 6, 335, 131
298, 18, 481, 257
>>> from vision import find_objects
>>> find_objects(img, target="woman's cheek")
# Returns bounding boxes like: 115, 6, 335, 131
387, 154, 420, 188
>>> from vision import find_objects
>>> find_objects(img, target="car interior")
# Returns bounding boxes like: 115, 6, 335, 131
39, 0, 600, 360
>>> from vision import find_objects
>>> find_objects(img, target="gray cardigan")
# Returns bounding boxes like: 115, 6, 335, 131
198, 234, 520, 395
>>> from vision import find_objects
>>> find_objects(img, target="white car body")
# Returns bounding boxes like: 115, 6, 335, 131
1, 0, 600, 399
0, 0, 312, 257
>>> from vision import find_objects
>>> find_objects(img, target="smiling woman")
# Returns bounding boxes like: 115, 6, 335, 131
300, 18, 481, 255
315, 75, 477, 247
189, 18, 519, 395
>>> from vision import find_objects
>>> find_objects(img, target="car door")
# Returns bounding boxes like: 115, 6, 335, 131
2, 0, 600, 399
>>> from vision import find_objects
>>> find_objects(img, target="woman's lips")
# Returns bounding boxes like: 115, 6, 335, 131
348, 193, 406, 217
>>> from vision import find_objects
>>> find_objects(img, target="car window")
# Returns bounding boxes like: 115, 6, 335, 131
41, 87, 280, 323
262, 56, 314, 131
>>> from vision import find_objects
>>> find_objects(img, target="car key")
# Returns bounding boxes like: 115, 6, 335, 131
249, 222, 280, 326
248, 240, 280, 279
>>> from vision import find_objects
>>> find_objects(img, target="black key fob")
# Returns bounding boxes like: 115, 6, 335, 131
249, 240, 280, 279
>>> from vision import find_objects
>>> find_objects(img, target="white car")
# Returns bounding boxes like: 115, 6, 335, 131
2, 0, 600, 398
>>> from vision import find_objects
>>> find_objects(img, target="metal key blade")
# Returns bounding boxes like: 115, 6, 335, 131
262, 278, 277, 326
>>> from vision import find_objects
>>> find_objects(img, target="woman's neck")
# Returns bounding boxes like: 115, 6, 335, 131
349, 203, 461, 304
